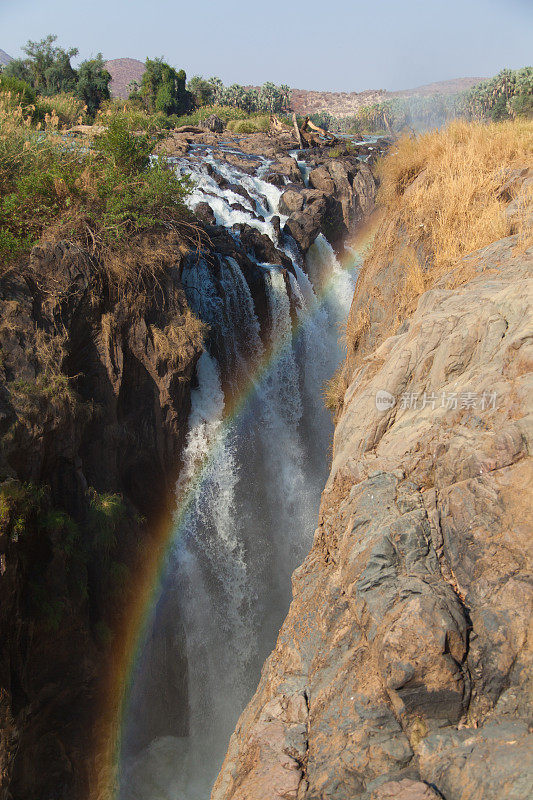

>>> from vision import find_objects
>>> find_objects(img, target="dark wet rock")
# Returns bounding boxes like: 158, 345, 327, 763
232, 224, 294, 274
283, 202, 325, 252
194, 201, 216, 226
0, 239, 205, 798
308, 159, 376, 230
264, 171, 286, 188
229, 202, 250, 214
221, 179, 255, 207
284, 195, 346, 253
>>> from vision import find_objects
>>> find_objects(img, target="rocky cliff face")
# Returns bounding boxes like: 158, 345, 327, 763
0, 240, 205, 798
212, 232, 533, 800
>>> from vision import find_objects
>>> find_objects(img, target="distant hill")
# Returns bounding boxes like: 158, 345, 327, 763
290, 88, 388, 118
391, 76, 485, 98
292, 77, 485, 118
104, 57, 145, 99
0, 49, 13, 66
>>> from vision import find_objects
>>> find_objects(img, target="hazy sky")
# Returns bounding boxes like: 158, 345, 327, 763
1, 0, 531, 91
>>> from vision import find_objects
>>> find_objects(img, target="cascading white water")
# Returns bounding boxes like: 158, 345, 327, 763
119, 143, 358, 800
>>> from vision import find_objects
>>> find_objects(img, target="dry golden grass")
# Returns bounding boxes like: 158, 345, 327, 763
345, 118, 533, 357
375, 118, 533, 269
343, 307, 371, 352
151, 311, 207, 366
35, 93, 88, 127
376, 118, 532, 268
323, 364, 349, 413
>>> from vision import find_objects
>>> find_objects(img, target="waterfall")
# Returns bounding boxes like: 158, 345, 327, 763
119, 142, 358, 800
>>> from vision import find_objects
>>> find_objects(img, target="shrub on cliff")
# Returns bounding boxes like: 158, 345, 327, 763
0, 112, 193, 276
0, 478, 133, 634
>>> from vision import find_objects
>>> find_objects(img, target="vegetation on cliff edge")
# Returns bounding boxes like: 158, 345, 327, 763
0, 107, 196, 281
325, 117, 533, 412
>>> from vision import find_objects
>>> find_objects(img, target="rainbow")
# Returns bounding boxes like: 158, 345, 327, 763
97, 219, 378, 798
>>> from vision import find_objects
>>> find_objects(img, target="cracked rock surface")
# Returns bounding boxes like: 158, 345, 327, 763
212, 236, 533, 800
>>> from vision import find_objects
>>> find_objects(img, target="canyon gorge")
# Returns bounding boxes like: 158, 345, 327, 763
0, 117, 531, 800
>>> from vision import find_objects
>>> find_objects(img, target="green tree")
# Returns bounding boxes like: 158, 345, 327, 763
44, 48, 78, 94
77, 54, 111, 117
207, 76, 225, 104
22, 34, 78, 94
140, 58, 193, 115
187, 75, 215, 106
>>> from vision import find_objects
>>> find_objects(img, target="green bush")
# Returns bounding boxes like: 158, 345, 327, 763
0, 114, 191, 266
0, 74, 36, 107
226, 115, 271, 133
0, 130, 83, 259
95, 158, 191, 241
98, 103, 171, 133
94, 116, 153, 173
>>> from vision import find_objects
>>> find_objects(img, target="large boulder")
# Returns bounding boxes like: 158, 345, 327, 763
283, 195, 346, 253
232, 224, 294, 273
194, 201, 216, 226
200, 114, 224, 133
308, 160, 377, 229
265, 156, 303, 186
283, 200, 326, 253
309, 164, 335, 194
278, 189, 305, 216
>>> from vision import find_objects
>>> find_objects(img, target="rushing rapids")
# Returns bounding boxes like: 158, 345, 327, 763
118, 143, 359, 799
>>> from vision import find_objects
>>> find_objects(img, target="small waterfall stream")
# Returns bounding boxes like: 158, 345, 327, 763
119, 144, 358, 799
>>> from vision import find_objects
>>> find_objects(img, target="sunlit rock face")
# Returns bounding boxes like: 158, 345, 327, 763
212, 235, 533, 800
